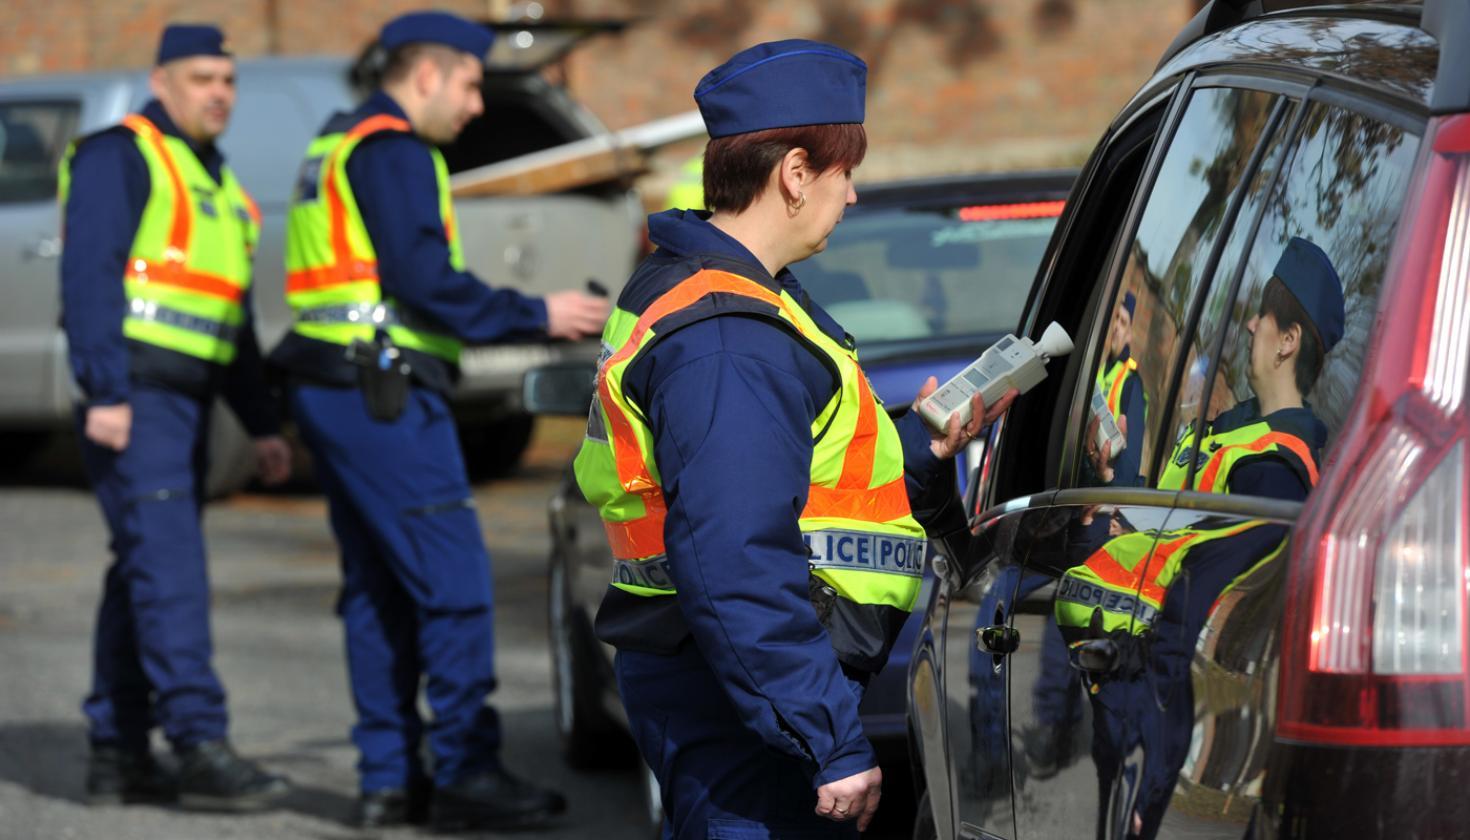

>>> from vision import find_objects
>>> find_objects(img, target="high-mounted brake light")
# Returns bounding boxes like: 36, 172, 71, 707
957, 201, 1066, 222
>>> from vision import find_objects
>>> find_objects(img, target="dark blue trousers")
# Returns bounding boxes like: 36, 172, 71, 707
77, 385, 228, 751
616, 644, 859, 840
289, 384, 500, 793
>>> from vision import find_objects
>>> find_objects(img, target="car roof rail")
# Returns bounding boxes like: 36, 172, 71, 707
1155, 0, 1386, 70
1424, 0, 1470, 114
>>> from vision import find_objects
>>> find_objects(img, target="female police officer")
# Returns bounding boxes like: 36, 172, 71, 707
574, 40, 1013, 837
1060, 236, 1344, 838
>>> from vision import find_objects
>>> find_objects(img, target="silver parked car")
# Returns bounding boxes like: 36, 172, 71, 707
0, 43, 642, 491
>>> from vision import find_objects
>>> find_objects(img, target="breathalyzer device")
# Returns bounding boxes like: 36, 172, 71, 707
918, 321, 1073, 432
1090, 389, 1127, 458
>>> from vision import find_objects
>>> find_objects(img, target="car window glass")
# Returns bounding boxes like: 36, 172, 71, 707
443, 97, 575, 173
1197, 102, 1419, 487
0, 100, 80, 204
1080, 86, 1279, 488
803, 204, 1061, 344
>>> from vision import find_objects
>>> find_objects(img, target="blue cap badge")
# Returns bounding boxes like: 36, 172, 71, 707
1273, 236, 1345, 354
694, 39, 867, 139
380, 11, 495, 59
156, 24, 230, 66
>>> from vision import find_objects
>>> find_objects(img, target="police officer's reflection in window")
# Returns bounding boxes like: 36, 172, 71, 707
1086, 291, 1148, 486
1056, 238, 1343, 839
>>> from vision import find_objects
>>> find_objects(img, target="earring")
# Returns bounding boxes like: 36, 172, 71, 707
1275, 349, 1286, 367
793, 192, 806, 210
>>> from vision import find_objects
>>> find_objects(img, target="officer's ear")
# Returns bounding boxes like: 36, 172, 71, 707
1279, 320, 1302, 360
148, 65, 171, 102
776, 146, 810, 205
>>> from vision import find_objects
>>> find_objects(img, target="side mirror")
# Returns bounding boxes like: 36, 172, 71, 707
522, 362, 597, 417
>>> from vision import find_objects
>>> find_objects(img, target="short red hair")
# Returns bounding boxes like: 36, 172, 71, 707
702, 123, 867, 214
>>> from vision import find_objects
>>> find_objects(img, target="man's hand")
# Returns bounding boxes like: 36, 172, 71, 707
253, 436, 292, 486
85, 403, 132, 451
815, 765, 882, 832
545, 291, 610, 340
913, 376, 1018, 460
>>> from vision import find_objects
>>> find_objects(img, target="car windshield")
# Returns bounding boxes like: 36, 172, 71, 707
799, 200, 1060, 345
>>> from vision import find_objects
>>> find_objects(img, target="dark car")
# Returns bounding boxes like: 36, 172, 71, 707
534, 170, 1073, 829
907, 2, 1470, 838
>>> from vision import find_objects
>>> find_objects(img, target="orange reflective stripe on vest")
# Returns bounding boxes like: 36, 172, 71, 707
597, 270, 797, 559
1082, 531, 1195, 607
1107, 358, 1135, 417
121, 115, 189, 256
284, 115, 411, 295
126, 258, 245, 303
120, 115, 246, 302
596, 268, 907, 561
1196, 432, 1320, 494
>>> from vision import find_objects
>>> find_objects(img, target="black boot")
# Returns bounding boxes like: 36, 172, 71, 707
355, 776, 431, 828
86, 745, 178, 806
430, 767, 567, 831
175, 739, 291, 812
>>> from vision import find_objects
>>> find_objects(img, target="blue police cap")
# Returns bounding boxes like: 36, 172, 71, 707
380, 11, 494, 59
1273, 236, 1345, 353
694, 39, 866, 139
156, 24, 230, 66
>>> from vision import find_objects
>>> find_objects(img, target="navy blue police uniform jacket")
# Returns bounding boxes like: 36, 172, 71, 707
269, 91, 549, 394
594, 209, 954, 788
61, 100, 278, 436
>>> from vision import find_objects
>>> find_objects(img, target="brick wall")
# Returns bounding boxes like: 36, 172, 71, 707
0, 0, 1195, 181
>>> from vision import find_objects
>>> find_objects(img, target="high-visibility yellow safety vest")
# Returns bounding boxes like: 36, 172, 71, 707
284, 114, 463, 363
573, 269, 929, 620
1096, 355, 1145, 422
1158, 417, 1319, 494
60, 114, 260, 365
1057, 414, 1318, 638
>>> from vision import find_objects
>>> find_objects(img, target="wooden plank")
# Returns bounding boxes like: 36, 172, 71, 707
449, 109, 704, 197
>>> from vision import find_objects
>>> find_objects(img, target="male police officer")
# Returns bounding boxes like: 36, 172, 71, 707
60, 24, 292, 811
269, 11, 606, 830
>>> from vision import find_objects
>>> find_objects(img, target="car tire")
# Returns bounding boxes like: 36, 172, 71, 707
912, 790, 938, 840
548, 545, 634, 769
461, 411, 535, 481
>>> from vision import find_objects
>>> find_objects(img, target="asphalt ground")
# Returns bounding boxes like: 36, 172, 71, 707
0, 417, 654, 840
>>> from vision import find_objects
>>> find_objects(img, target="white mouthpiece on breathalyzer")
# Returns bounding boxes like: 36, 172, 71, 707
918, 321, 1074, 432
1035, 321, 1074, 359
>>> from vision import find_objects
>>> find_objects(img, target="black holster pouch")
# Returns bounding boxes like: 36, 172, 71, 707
345, 333, 411, 421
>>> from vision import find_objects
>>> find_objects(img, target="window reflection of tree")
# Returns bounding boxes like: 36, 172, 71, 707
1120, 88, 1275, 474
1217, 105, 1418, 439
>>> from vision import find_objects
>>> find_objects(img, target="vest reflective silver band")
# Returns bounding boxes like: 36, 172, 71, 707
803, 528, 926, 578
1056, 575, 1160, 627
613, 555, 674, 591
127, 298, 240, 344
294, 301, 450, 335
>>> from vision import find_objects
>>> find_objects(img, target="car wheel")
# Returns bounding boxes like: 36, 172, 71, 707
548, 546, 632, 768
461, 411, 535, 481
912, 790, 938, 840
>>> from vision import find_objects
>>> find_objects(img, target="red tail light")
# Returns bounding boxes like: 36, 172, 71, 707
1278, 114, 1470, 747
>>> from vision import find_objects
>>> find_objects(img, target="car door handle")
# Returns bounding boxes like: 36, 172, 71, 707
976, 625, 1020, 655
23, 235, 61, 261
